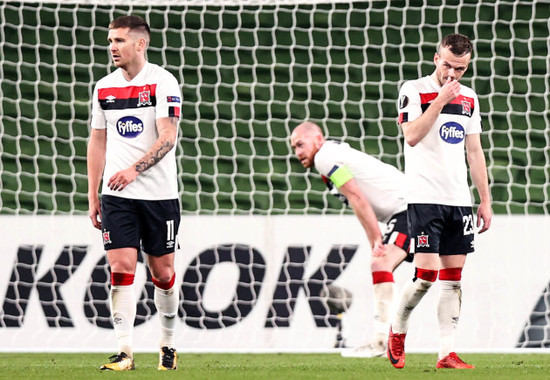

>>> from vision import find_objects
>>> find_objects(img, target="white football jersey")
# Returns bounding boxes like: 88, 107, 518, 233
314, 140, 407, 224
397, 75, 482, 206
91, 62, 182, 200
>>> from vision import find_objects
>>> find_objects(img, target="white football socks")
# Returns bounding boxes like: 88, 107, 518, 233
392, 277, 434, 334
154, 284, 179, 349
438, 280, 462, 359
373, 281, 396, 342
110, 284, 136, 358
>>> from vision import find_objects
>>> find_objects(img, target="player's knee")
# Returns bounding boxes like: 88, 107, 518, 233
370, 253, 396, 272
371, 257, 389, 272
439, 268, 462, 292
152, 272, 176, 290
413, 267, 438, 289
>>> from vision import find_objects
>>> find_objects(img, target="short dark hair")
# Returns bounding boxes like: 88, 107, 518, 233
109, 15, 150, 38
438, 33, 472, 56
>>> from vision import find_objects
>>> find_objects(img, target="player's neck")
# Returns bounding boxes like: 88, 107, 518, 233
121, 59, 147, 82
430, 72, 443, 87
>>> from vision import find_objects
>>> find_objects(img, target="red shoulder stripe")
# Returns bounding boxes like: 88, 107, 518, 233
419, 92, 475, 109
98, 84, 157, 100
420, 92, 438, 104
449, 94, 475, 108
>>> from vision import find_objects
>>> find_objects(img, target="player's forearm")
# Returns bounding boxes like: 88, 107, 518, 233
402, 99, 445, 146
470, 159, 491, 204
132, 117, 178, 174
338, 180, 383, 247
466, 134, 491, 204
357, 211, 383, 249
87, 162, 105, 197
133, 136, 175, 174
86, 132, 106, 197
348, 196, 383, 248
87, 173, 103, 197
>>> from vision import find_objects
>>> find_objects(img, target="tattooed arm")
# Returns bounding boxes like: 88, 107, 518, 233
107, 116, 179, 191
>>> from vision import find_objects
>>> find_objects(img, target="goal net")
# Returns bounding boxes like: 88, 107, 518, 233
1, 0, 549, 351
1, 0, 549, 216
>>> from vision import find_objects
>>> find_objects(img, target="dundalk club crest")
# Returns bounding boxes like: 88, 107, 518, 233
102, 230, 112, 245
461, 100, 472, 116
137, 89, 152, 107
417, 234, 429, 248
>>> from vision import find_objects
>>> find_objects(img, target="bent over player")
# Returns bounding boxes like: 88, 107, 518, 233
387, 33, 492, 370
87, 15, 182, 371
291, 121, 412, 358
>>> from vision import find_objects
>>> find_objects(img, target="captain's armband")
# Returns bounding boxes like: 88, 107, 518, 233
328, 165, 353, 188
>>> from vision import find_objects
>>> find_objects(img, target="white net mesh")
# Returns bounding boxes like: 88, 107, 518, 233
2, 0, 547, 216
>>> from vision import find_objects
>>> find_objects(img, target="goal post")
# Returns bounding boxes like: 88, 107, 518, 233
0, 0, 549, 352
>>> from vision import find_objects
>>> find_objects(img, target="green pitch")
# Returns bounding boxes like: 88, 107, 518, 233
0, 353, 548, 380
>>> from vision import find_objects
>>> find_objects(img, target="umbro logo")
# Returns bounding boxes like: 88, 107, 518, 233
106, 95, 116, 103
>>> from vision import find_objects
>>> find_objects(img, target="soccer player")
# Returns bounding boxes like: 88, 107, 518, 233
87, 15, 182, 371
387, 33, 492, 369
291, 121, 413, 358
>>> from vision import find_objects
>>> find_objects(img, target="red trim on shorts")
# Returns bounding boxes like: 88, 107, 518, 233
415, 267, 438, 282
439, 267, 462, 281
152, 273, 176, 290
111, 272, 135, 286
372, 271, 394, 284
394, 232, 408, 249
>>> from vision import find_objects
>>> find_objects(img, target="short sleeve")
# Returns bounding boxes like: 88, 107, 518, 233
155, 72, 182, 120
90, 84, 106, 130
314, 141, 354, 188
397, 80, 422, 125
465, 92, 482, 135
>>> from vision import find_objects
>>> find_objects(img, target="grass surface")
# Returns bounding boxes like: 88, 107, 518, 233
0, 353, 548, 380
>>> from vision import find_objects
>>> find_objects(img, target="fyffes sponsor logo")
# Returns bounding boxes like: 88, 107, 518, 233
439, 122, 464, 144
117, 116, 143, 138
